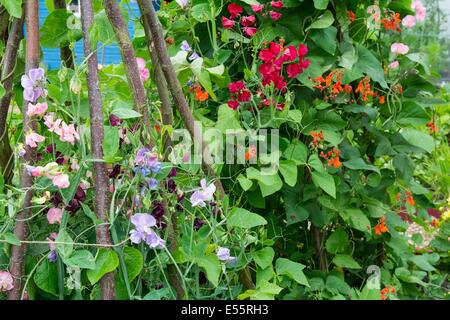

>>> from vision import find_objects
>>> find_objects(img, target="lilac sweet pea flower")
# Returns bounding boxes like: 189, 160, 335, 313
180, 40, 191, 52
134, 148, 162, 173
129, 213, 165, 249
176, 0, 189, 9
189, 52, 200, 61
147, 178, 159, 190
21, 68, 47, 103
190, 179, 216, 207
217, 247, 236, 263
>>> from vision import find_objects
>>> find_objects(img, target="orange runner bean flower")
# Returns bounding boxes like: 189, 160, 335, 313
381, 12, 401, 32
379, 95, 385, 104
310, 131, 324, 147
374, 216, 389, 235
194, 85, 209, 101
245, 145, 257, 161
348, 10, 356, 23
426, 120, 438, 134
380, 286, 396, 300
355, 77, 375, 101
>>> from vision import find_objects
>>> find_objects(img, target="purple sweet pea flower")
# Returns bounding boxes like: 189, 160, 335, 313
189, 51, 200, 61
21, 68, 46, 103
180, 40, 191, 52
147, 178, 159, 190
129, 213, 165, 249
217, 247, 236, 263
145, 230, 165, 249
135, 148, 159, 168
48, 250, 57, 263
189, 179, 216, 207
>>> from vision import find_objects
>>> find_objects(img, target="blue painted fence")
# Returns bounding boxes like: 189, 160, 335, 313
38, 0, 157, 69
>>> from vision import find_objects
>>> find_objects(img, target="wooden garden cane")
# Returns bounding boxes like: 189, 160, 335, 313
80, 0, 116, 300
8, 0, 39, 300
137, 0, 255, 291
103, 0, 151, 139
53, 0, 74, 68
0, 15, 24, 184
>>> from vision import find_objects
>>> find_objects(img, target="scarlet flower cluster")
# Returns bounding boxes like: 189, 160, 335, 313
374, 216, 389, 235
227, 81, 251, 110
320, 147, 342, 169
396, 191, 415, 206
380, 286, 396, 300
221, 2, 285, 37
258, 40, 309, 92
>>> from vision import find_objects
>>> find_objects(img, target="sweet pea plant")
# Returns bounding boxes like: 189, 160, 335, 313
0, 0, 449, 300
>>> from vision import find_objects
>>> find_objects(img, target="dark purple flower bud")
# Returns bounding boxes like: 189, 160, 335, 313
66, 198, 80, 214
55, 151, 64, 164
109, 114, 122, 126
168, 167, 177, 177
45, 144, 56, 154
36, 153, 42, 161
167, 179, 177, 193
109, 164, 121, 179
51, 192, 63, 206
48, 250, 57, 263
75, 186, 86, 202
199, 271, 207, 285
210, 201, 217, 207
194, 218, 205, 231
151, 201, 166, 230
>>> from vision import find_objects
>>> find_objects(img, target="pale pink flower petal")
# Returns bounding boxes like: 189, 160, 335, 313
52, 174, 70, 189
402, 15, 416, 28
47, 207, 63, 224
0, 271, 14, 292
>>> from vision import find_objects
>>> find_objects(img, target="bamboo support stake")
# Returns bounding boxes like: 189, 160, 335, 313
8, 0, 39, 300
80, 0, 116, 300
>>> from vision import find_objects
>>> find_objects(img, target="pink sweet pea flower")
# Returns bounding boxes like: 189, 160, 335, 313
412, 0, 426, 22
402, 15, 416, 28
241, 15, 256, 27
221, 16, 235, 29
0, 271, 14, 292
26, 102, 48, 117
47, 208, 63, 224
136, 58, 150, 82
251, 4, 264, 13
21, 67, 46, 103
228, 3, 243, 19
388, 60, 400, 69
391, 42, 409, 55
269, 11, 282, 21
243, 27, 257, 37
25, 130, 45, 148
47, 232, 58, 251
52, 174, 70, 189
270, 1, 284, 9
26, 165, 45, 177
